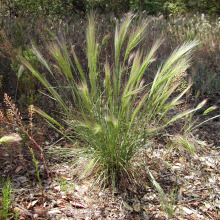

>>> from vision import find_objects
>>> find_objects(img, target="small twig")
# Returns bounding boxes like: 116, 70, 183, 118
194, 187, 214, 191
179, 198, 204, 204
14, 204, 34, 219
15, 203, 48, 219
205, 211, 215, 220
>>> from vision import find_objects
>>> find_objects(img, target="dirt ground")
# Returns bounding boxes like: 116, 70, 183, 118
0, 96, 219, 220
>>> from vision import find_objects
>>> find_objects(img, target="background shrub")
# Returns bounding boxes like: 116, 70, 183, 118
1, 0, 220, 18
0, 0, 219, 108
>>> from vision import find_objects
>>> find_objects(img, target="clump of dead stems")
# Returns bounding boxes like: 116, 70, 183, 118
0, 93, 50, 182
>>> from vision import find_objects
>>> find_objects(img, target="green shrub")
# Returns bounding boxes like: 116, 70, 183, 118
1, 0, 219, 18
1, 0, 87, 18
0, 178, 20, 219
162, 1, 186, 16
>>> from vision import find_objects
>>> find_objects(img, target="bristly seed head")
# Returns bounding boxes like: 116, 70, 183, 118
28, 105, 35, 117
6, 109, 14, 122
0, 109, 6, 123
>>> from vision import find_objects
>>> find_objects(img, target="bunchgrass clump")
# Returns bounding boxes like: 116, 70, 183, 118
22, 13, 207, 189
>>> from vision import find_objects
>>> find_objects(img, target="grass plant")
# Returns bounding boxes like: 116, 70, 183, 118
145, 166, 177, 218
21, 13, 212, 190
29, 147, 44, 197
0, 179, 13, 220
181, 101, 219, 134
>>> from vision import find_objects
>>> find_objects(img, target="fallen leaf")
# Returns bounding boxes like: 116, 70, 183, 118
54, 185, 61, 191
182, 207, 193, 215
60, 174, 71, 180
17, 176, 28, 183
48, 208, 62, 214
15, 166, 23, 173
34, 205, 46, 215
123, 201, 133, 211
27, 200, 38, 209
205, 203, 211, 210
133, 202, 141, 212
143, 211, 150, 220
33, 214, 39, 219
70, 201, 86, 209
